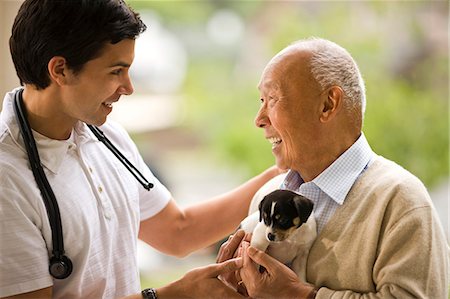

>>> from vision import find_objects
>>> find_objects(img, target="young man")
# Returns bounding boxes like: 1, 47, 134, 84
0, 1, 278, 298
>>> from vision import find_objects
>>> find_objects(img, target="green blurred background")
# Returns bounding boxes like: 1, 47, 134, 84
127, 0, 448, 188
0, 0, 448, 292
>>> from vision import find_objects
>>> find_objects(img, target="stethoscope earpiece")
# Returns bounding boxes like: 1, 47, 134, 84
87, 125, 154, 190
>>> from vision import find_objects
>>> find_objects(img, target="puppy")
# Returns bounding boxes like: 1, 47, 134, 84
240, 189, 317, 282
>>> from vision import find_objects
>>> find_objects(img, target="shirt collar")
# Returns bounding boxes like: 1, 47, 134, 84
1, 88, 92, 174
282, 133, 374, 205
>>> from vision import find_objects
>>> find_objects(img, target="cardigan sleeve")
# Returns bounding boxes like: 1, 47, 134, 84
316, 205, 449, 299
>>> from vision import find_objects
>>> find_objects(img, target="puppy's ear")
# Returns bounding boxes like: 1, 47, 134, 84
293, 195, 314, 224
258, 199, 264, 222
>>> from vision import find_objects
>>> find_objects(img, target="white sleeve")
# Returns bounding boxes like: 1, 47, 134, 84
137, 159, 172, 220
100, 121, 172, 221
0, 186, 53, 297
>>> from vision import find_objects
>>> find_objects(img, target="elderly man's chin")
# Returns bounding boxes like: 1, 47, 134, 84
274, 157, 290, 172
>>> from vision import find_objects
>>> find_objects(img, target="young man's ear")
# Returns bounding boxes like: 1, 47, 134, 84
47, 56, 69, 86
320, 85, 344, 123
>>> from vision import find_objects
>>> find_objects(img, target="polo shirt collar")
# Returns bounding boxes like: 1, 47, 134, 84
31, 130, 76, 174
1, 88, 87, 174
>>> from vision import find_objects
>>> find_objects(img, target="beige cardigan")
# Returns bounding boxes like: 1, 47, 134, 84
248, 156, 449, 298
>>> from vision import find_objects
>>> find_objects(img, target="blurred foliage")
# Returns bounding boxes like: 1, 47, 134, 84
129, 0, 448, 189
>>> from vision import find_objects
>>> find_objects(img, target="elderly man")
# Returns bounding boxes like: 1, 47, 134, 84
220, 38, 449, 299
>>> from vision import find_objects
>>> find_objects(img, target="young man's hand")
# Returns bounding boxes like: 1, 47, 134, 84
156, 257, 245, 299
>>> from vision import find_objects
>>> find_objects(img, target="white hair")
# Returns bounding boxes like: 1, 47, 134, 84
289, 38, 366, 122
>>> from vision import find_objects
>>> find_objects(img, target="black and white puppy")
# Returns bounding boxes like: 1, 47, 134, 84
240, 189, 317, 282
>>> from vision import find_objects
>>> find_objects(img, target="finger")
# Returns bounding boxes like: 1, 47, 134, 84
243, 232, 252, 243
247, 246, 280, 276
217, 241, 230, 263
240, 242, 260, 279
217, 230, 245, 263
235, 269, 242, 283
234, 242, 244, 259
237, 245, 243, 258
242, 242, 251, 267
216, 235, 233, 262
206, 257, 243, 278
237, 240, 250, 258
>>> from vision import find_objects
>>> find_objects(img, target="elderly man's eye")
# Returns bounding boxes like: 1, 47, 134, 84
268, 96, 279, 106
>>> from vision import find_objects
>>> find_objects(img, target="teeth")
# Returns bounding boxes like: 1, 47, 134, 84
269, 137, 281, 144
104, 102, 113, 108
268, 137, 282, 145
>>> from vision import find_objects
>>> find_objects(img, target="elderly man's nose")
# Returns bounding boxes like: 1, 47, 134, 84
255, 118, 266, 128
255, 108, 268, 128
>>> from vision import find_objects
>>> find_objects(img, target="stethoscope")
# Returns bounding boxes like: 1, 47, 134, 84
13, 88, 153, 279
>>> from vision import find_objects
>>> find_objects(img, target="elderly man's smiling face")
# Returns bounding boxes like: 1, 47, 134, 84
255, 49, 325, 175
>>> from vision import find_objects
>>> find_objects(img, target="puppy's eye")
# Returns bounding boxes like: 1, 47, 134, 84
275, 214, 280, 220
279, 218, 291, 227
263, 212, 268, 219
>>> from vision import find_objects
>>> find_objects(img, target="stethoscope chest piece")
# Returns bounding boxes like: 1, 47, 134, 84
49, 255, 73, 279
13, 88, 153, 280
14, 88, 73, 279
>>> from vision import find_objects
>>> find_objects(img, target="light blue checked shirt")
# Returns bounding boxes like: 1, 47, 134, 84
281, 133, 375, 233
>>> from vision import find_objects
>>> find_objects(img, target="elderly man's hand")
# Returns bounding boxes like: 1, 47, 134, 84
216, 230, 251, 295
240, 243, 317, 299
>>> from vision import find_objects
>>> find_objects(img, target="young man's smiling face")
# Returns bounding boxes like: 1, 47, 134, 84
60, 38, 135, 127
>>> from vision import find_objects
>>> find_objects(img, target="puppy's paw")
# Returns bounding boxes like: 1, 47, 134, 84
240, 212, 259, 234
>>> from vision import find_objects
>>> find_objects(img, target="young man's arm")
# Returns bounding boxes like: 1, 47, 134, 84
139, 167, 281, 257
1, 287, 52, 299
123, 258, 244, 299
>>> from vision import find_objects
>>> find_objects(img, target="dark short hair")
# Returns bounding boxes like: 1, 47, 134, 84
9, 0, 146, 90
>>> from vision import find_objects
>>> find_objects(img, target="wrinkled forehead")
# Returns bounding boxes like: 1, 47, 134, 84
257, 75, 281, 94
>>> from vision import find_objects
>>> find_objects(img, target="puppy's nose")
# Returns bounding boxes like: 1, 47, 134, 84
267, 233, 275, 241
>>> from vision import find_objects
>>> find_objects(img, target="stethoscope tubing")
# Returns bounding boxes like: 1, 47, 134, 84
12, 88, 153, 279
13, 88, 66, 258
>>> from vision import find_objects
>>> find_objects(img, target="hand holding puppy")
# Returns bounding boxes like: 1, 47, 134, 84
216, 229, 251, 295
240, 243, 317, 299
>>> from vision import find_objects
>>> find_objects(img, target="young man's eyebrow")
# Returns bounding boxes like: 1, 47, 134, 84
108, 62, 131, 68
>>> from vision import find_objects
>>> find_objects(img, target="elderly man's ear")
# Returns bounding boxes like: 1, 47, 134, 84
320, 86, 344, 123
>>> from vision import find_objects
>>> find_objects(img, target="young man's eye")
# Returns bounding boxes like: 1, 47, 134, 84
111, 69, 123, 75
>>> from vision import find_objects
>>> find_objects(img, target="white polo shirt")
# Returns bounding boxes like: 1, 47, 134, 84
0, 88, 172, 298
